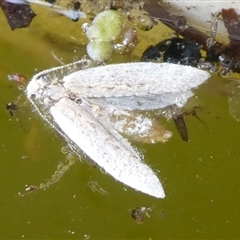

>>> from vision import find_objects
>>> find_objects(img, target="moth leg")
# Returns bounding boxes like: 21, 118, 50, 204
20, 147, 77, 196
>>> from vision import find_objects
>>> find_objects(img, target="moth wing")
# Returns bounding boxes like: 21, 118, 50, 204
82, 99, 173, 144
50, 97, 165, 198
63, 62, 210, 98
85, 91, 194, 110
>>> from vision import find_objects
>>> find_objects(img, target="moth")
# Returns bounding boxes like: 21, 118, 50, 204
26, 60, 210, 198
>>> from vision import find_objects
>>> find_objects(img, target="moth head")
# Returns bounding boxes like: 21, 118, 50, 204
26, 73, 49, 100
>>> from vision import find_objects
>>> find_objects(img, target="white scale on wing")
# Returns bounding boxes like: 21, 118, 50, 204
26, 60, 210, 198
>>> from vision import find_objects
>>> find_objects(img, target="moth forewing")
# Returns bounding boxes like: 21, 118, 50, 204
63, 62, 210, 99
50, 97, 165, 198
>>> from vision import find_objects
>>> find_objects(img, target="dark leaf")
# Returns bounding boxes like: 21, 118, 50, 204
0, 0, 36, 30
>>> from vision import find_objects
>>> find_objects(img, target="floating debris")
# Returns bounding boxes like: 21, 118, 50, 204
130, 206, 153, 224
174, 16, 188, 31
8, 73, 28, 85
85, 10, 122, 42
0, 0, 36, 30
87, 180, 109, 195
114, 28, 138, 54
66, 0, 82, 22
1, 0, 86, 29
141, 1, 240, 76
84, 10, 123, 61
137, 14, 154, 31
173, 113, 189, 142
20, 157, 77, 196
6, 102, 18, 116
142, 37, 202, 67
19, 185, 39, 196
86, 40, 113, 62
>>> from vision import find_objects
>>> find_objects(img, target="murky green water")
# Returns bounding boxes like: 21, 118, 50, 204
1, 4, 240, 239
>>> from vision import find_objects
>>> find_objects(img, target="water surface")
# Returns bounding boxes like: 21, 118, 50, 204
1, 5, 240, 239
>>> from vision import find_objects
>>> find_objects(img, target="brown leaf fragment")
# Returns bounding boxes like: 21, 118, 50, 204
143, 0, 225, 52
0, 0, 36, 30
221, 8, 240, 58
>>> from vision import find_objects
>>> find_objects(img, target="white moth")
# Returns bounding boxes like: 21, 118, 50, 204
26, 60, 210, 198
